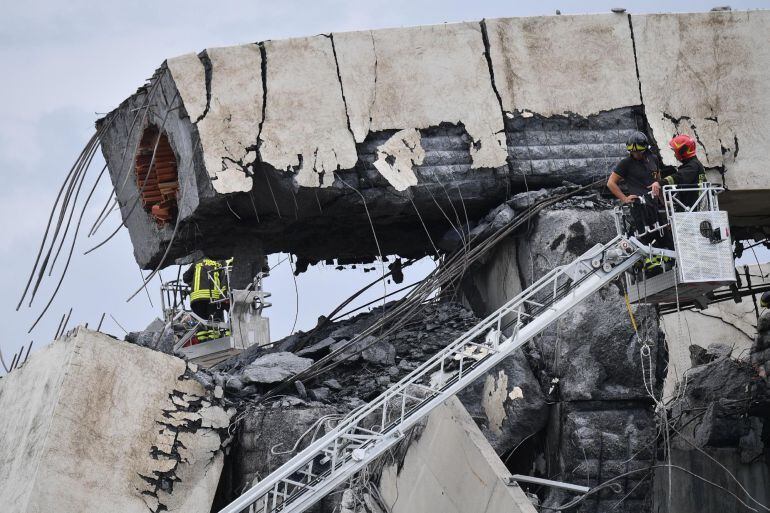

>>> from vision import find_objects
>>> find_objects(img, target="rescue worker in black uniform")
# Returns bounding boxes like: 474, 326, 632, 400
607, 131, 662, 241
650, 134, 707, 208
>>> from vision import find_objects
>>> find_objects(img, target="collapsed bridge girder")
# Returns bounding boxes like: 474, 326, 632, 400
96, 10, 770, 269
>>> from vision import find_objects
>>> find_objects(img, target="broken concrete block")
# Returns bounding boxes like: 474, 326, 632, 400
260, 35, 357, 188
0, 328, 230, 513
661, 269, 766, 396
296, 336, 337, 357
330, 338, 363, 363
361, 340, 396, 366
309, 387, 331, 402
485, 14, 639, 116
458, 350, 547, 453
177, 429, 223, 463
634, 10, 770, 189
97, 11, 769, 271
507, 188, 551, 211
199, 405, 232, 429
378, 396, 536, 513
372, 128, 424, 191
468, 204, 516, 242
231, 404, 341, 494
323, 378, 342, 390
241, 352, 313, 384
126, 323, 177, 354
224, 376, 244, 392
193, 370, 215, 389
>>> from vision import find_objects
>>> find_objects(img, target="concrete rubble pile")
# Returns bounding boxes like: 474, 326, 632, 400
114, 192, 665, 512
656, 313, 770, 512
193, 301, 485, 506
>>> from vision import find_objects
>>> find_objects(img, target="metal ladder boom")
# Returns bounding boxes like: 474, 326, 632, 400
218, 235, 643, 513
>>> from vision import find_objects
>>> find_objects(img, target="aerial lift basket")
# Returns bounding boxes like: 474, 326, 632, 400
621, 183, 735, 305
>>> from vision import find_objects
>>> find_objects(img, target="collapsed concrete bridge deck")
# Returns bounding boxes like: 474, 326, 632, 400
97, 9, 770, 270
14, 9, 767, 513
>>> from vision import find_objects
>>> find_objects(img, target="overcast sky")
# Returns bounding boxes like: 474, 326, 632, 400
2, 0, 768, 373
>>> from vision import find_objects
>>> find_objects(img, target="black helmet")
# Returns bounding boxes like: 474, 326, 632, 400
626, 131, 649, 152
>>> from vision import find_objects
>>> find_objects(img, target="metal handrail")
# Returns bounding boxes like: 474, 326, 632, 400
662, 182, 723, 218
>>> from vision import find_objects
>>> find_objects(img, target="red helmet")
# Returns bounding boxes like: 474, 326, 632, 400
669, 134, 696, 161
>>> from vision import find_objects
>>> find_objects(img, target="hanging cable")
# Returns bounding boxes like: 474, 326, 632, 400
288, 255, 300, 335
16, 131, 102, 310
250, 179, 606, 403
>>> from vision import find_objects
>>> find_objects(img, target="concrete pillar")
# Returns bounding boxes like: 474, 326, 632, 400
0, 328, 233, 513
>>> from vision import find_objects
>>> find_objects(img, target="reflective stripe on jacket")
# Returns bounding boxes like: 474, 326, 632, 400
189, 259, 225, 302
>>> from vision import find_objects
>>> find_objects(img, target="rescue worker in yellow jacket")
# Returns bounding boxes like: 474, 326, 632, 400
183, 259, 230, 340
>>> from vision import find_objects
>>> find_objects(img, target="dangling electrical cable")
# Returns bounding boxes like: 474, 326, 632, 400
16, 132, 100, 310
27, 136, 104, 306
27, 157, 114, 332
334, 172, 388, 316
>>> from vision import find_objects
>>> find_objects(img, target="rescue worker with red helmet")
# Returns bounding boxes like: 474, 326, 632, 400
650, 134, 707, 207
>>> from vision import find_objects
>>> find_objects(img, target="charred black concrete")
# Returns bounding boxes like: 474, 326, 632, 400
460, 199, 664, 512
505, 107, 646, 187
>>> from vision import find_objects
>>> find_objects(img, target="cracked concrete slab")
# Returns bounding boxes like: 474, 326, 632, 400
331, 30, 376, 143
196, 44, 262, 194
336, 22, 508, 169
259, 35, 358, 188
485, 13, 639, 116
633, 10, 770, 189
379, 396, 536, 513
166, 53, 208, 122
98, 9, 770, 270
0, 328, 230, 513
